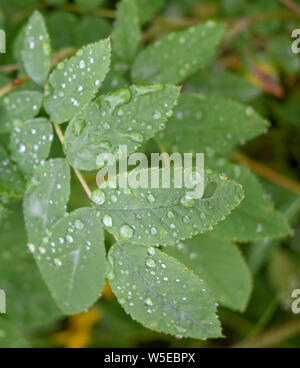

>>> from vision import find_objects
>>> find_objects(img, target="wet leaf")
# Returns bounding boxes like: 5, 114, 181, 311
32, 208, 106, 315
213, 164, 291, 242
23, 158, 71, 247
44, 39, 111, 124
0, 146, 25, 198
156, 93, 269, 159
93, 169, 244, 246
112, 0, 140, 63
64, 84, 180, 171
10, 118, 53, 178
132, 22, 226, 84
21, 11, 51, 85
108, 242, 221, 339
0, 91, 43, 133
165, 234, 252, 311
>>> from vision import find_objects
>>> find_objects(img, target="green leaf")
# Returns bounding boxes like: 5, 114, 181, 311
132, 22, 226, 84
32, 208, 106, 315
21, 11, 51, 85
165, 234, 252, 311
9, 118, 53, 178
108, 242, 221, 339
156, 93, 269, 159
0, 318, 30, 348
0, 91, 43, 133
136, 0, 165, 24
186, 66, 261, 103
23, 158, 71, 247
0, 146, 25, 198
212, 164, 291, 242
64, 84, 180, 171
44, 39, 111, 124
0, 211, 61, 326
93, 169, 244, 246
112, 0, 140, 63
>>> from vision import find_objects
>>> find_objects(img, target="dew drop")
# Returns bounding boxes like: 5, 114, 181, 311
74, 219, 84, 230
102, 215, 113, 228
146, 258, 156, 268
120, 224, 134, 239
91, 189, 105, 205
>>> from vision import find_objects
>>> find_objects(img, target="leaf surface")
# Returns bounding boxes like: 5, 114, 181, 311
32, 208, 106, 314
165, 234, 252, 311
132, 22, 226, 84
21, 11, 51, 85
112, 0, 140, 63
44, 39, 111, 124
0, 91, 43, 133
23, 158, 71, 247
10, 118, 53, 178
213, 163, 291, 241
108, 242, 221, 339
64, 84, 180, 170
93, 169, 244, 246
0, 146, 25, 198
157, 93, 268, 159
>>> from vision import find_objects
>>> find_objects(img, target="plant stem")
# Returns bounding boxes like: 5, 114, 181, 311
0, 75, 30, 98
53, 123, 91, 198
232, 152, 300, 196
280, 0, 300, 16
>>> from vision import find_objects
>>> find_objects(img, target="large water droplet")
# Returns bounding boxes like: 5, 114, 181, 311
180, 195, 195, 207
147, 247, 156, 256
128, 132, 144, 143
102, 215, 112, 228
120, 224, 134, 239
147, 194, 155, 204
91, 189, 105, 205
146, 258, 156, 268
54, 258, 62, 267
105, 88, 131, 113
144, 297, 153, 306
74, 219, 84, 230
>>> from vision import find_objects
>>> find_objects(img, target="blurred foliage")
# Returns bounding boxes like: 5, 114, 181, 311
0, 0, 300, 348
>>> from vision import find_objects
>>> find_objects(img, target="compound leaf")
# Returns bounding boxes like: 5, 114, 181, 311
108, 242, 221, 339
0, 91, 43, 133
92, 169, 244, 246
165, 234, 252, 311
112, 0, 140, 63
64, 84, 180, 171
32, 208, 106, 315
21, 11, 51, 85
157, 93, 269, 160
132, 22, 226, 84
10, 118, 53, 178
44, 39, 111, 124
